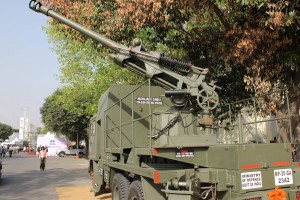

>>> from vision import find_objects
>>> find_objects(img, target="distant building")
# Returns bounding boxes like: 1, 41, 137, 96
19, 117, 28, 140
28, 124, 38, 149
19, 117, 39, 149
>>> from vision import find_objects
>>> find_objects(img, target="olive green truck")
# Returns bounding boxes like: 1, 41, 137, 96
30, 1, 300, 199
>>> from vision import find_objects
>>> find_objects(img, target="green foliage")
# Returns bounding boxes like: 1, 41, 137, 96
237, 0, 268, 5
40, 0, 300, 142
0, 123, 13, 140
41, 21, 143, 142
40, 90, 90, 142
44, 22, 142, 116
36, 127, 46, 135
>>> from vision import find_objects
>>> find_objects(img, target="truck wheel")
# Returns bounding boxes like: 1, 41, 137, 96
127, 180, 144, 200
58, 152, 65, 157
112, 173, 130, 200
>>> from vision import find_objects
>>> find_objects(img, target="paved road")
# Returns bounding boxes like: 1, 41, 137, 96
0, 152, 91, 200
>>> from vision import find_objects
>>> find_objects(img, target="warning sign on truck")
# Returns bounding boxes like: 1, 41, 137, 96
241, 171, 262, 190
136, 97, 163, 105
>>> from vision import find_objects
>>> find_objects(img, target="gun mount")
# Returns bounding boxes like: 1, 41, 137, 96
29, 1, 300, 200
29, 0, 219, 111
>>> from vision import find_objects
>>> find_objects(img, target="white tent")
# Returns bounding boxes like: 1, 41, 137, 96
37, 132, 67, 156
9, 137, 19, 144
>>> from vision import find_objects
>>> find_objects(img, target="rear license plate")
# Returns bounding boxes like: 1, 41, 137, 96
274, 168, 293, 186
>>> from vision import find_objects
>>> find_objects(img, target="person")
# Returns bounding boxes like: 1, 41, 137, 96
37, 145, 41, 156
39, 146, 48, 171
8, 145, 13, 157
0, 146, 4, 157
2, 146, 6, 157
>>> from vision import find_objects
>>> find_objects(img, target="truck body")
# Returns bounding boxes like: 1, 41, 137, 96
88, 83, 300, 200
29, 1, 300, 199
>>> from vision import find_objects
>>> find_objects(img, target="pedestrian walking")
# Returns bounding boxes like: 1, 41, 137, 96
39, 146, 48, 171
2, 147, 6, 157
8, 145, 13, 157
0, 146, 4, 157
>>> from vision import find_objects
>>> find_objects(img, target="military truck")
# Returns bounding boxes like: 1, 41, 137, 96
30, 1, 300, 199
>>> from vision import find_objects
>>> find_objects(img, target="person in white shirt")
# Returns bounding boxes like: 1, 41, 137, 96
39, 146, 48, 171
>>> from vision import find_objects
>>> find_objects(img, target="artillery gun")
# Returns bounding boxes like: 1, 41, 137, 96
30, 1, 300, 200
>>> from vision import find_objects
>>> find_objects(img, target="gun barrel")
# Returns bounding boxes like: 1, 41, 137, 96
29, 0, 220, 110
29, 0, 126, 52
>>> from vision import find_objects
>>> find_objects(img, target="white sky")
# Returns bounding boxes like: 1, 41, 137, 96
0, 0, 61, 128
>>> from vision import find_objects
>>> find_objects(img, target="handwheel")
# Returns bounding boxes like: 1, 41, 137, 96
197, 89, 219, 110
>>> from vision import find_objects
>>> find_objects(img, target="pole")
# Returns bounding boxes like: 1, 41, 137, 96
76, 133, 79, 159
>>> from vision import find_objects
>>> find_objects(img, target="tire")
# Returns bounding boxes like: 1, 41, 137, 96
58, 152, 65, 157
127, 180, 144, 200
112, 173, 130, 200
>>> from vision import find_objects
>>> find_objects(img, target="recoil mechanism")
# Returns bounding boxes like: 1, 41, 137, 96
158, 56, 191, 75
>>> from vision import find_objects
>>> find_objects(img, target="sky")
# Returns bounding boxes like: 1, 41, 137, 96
0, 1, 61, 128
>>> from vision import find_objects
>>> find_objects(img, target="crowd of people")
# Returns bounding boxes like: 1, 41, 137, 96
0, 144, 48, 171
0, 145, 37, 156
0, 145, 22, 157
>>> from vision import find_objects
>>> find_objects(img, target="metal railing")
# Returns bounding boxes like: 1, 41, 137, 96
217, 89, 293, 144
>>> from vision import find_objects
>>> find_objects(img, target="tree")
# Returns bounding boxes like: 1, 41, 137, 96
0, 123, 13, 140
42, 0, 300, 142
39, 17, 144, 143
40, 20, 143, 143
40, 89, 90, 142
43, 22, 142, 116
43, 0, 299, 101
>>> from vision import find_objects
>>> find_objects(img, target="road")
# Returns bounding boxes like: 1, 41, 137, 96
0, 152, 111, 200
